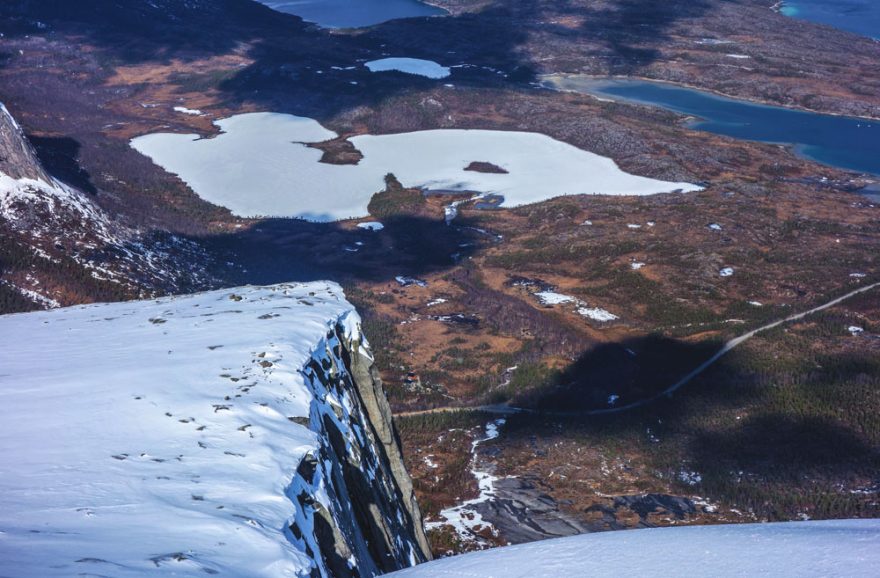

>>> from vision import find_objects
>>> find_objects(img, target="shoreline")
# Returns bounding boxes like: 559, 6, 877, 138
540, 73, 880, 123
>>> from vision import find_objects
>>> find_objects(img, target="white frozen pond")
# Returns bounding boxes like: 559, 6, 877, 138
365, 57, 451, 79
254, 0, 445, 28
131, 112, 701, 222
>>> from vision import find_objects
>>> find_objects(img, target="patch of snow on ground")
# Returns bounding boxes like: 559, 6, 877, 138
173, 106, 203, 115
390, 519, 880, 578
534, 290, 619, 322
631, 261, 645, 270
396, 275, 428, 287
0, 283, 366, 577
577, 306, 619, 322
131, 113, 701, 221
534, 291, 575, 305
708, 223, 722, 231
678, 470, 703, 486
720, 267, 734, 277
749, 301, 763, 307
9, 283, 60, 308
426, 298, 448, 307
365, 57, 451, 79
848, 326, 865, 335
357, 221, 384, 231
425, 419, 506, 547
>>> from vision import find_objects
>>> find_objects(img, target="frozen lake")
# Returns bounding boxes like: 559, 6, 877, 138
254, 0, 445, 28
365, 57, 451, 79
130, 112, 699, 222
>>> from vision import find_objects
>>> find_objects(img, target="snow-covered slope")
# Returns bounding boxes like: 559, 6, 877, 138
392, 519, 880, 577
0, 102, 214, 311
0, 102, 118, 244
0, 283, 429, 576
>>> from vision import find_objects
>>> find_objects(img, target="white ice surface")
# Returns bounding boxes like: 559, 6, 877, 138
130, 113, 701, 222
0, 282, 360, 577
365, 57, 451, 78
393, 519, 880, 577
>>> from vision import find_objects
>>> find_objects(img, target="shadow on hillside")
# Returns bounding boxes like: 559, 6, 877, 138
579, 0, 715, 73
498, 332, 877, 490
29, 135, 98, 195
513, 333, 723, 412
197, 211, 487, 287
2, 0, 721, 121
0, 0, 537, 120
692, 414, 874, 478
0, 0, 292, 63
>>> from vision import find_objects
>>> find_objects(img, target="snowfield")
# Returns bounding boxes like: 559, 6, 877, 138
0, 283, 392, 577
391, 519, 880, 577
131, 112, 701, 221
365, 57, 451, 78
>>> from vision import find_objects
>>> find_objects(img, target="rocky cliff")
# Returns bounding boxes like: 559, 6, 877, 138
291, 316, 431, 576
0, 103, 53, 182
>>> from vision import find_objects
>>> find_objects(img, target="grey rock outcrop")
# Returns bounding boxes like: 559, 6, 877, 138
0, 103, 52, 182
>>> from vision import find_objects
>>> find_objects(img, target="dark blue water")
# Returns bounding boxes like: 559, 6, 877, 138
781, 0, 880, 39
256, 0, 445, 28
546, 77, 880, 176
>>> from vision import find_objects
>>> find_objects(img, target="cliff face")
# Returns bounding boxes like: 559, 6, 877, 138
291, 318, 431, 576
0, 283, 429, 576
0, 103, 53, 182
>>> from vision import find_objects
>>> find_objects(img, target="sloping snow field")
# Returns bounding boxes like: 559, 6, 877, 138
131, 113, 700, 221
392, 519, 880, 577
0, 283, 361, 577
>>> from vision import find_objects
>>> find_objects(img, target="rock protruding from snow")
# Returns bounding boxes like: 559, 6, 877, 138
0, 103, 53, 182
0, 102, 114, 240
0, 283, 429, 577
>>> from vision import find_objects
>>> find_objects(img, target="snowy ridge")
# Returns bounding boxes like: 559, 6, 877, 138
0, 283, 426, 576
0, 172, 118, 243
392, 519, 880, 577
